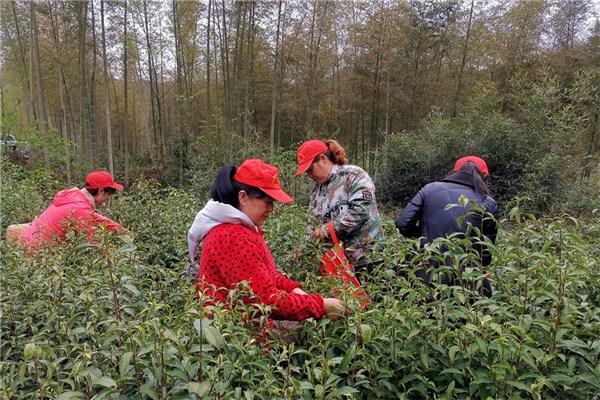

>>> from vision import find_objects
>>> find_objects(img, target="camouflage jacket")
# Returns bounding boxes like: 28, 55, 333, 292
307, 164, 384, 266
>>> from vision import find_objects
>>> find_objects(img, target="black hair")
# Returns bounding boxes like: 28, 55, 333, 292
457, 162, 490, 195
86, 187, 117, 196
211, 164, 268, 208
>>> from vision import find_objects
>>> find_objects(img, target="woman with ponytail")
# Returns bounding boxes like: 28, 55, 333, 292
295, 139, 384, 271
187, 159, 346, 323
395, 156, 499, 297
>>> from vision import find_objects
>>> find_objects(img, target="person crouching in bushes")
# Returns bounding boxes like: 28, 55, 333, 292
187, 159, 347, 325
395, 156, 499, 297
295, 139, 385, 273
18, 170, 124, 250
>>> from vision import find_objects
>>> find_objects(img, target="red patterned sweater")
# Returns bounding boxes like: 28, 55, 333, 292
195, 223, 324, 320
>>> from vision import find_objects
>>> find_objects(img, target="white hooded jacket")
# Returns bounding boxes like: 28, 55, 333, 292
187, 200, 257, 266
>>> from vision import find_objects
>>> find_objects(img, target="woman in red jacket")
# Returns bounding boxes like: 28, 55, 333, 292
189, 159, 346, 321
18, 170, 124, 249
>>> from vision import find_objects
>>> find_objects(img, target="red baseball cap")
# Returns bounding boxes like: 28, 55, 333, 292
234, 159, 293, 204
453, 156, 489, 177
85, 170, 124, 190
295, 139, 328, 176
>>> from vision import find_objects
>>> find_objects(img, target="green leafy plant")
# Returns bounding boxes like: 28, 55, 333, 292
1, 167, 599, 399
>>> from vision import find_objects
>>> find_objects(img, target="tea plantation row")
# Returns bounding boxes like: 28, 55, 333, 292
1, 167, 599, 399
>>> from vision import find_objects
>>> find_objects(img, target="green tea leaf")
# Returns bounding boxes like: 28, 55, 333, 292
188, 381, 211, 396
119, 352, 132, 379
140, 384, 160, 400
93, 376, 116, 388
203, 326, 225, 349
506, 380, 533, 393
56, 392, 85, 400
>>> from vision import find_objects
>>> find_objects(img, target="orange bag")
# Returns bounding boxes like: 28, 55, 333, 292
320, 222, 371, 308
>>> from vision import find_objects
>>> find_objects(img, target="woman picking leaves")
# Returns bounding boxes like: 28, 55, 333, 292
295, 139, 384, 272
395, 156, 499, 297
187, 159, 346, 322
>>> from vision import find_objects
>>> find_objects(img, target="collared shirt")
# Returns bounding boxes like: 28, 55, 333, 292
308, 164, 384, 266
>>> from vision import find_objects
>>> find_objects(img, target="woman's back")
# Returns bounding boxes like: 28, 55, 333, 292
199, 223, 272, 298
403, 172, 497, 244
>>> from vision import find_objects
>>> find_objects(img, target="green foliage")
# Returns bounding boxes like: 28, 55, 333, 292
108, 181, 201, 268
184, 131, 282, 201
376, 70, 600, 214
0, 160, 62, 237
2, 171, 600, 399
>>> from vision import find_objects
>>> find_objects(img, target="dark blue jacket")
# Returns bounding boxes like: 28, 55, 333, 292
395, 171, 499, 266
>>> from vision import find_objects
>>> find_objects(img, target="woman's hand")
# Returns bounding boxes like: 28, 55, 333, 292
323, 298, 347, 320
310, 225, 327, 241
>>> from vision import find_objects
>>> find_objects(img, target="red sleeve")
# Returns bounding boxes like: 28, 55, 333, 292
211, 227, 324, 321
91, 212, 123, 232
275, 274, 301, 292
69, 207, 123, 235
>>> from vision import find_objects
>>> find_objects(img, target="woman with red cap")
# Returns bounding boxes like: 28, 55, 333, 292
188, 159, 346, 322
18, 170, 124, 249
395, 156, 499, 297
295, 139, 384, 271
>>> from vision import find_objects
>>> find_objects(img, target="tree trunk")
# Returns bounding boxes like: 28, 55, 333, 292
135, 41, 152, 152
30, 0, 50, 168
385, 65, 390, 137
49, 2, 71, 182
101, 0, 114, 174
58, 69, 71, 183
158, 24, 167, 162
206, 0, 212, 134
232, 1, 246, 139
453, 0, 474, 117
123, 0, 129, 186
306, 0, 317, 132
12, 1, 36, 124
142, 0, 160, 160
110, 76, 121, 153
351, 2, 360, 156
212, 1, 221, 154
78, 0, 88, 164
173, 0, 185, 186
89, 0, 99, 168
0, 78, 4, 137
269, 0, 283, 155
370, 33, 383, 148
218, 0, 230, 153
275, 4, 287, 149
244, 1, 255, 139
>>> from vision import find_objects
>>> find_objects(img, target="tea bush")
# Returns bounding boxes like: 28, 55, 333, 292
1, 166, 599, 399
375, 71, 600, 215
0, 162, 61, 239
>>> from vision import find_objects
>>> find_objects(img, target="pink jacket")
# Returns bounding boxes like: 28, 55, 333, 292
19, 188, 122, 248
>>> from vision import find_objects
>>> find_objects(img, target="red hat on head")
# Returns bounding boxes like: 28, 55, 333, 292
453, 156, 489, 177
234, 159, 293, 204
295, 139, 328, 176
85, 170, 124, 190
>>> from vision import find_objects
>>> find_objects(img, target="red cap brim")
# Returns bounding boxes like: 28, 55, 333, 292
110, 182, 124, 191
295, 160, 313, 176
262, 188, 294, 204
